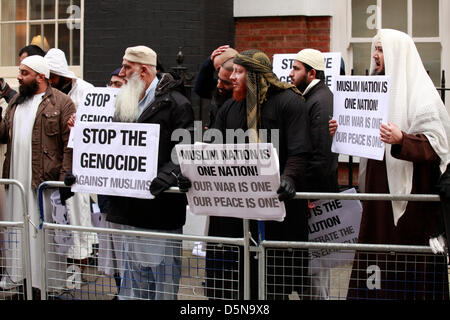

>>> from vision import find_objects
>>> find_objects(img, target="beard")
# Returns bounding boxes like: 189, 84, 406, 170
17, 78, 39, 104
54, 77, 72, 94
213, 88, 233, 106
114, 72, 146, 123
232, 84, 247, 102
296, 76, 308, 93
371, 69, 385, 76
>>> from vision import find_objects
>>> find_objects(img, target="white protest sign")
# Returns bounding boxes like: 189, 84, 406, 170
272, 52, 342, 91
77, 87, 119, 122
272, 54, 296, 83
323, 52, 342, 92
331, 75, 390, 160
308, 188, 362, 270
71, 122, 160, 199
176, 143, 286, 221
68, 87, 119, 148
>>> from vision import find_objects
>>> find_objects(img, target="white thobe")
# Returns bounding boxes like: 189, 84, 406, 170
4, 93, 44, 289
65, 77, 97, 260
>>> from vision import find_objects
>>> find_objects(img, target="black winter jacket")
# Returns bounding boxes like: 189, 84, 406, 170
303, 81, 339, 192
210, 89, 312, 242
107, 73, 194, 230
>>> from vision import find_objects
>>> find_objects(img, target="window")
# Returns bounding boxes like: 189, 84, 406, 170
0, 0, 82, 67
350, 0, 441, 85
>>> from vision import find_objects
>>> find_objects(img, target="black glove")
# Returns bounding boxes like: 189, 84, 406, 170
277, 177, 296, 202
437, 164, 450, 199
59, 187, 74, 206
177, 174, 192, 193
150, 177, 171, 196
64, 171, 77, 186
150, 169, 179, 197
435, 164, 450, 243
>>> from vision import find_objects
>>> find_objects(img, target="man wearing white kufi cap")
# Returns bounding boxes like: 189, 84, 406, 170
0, 55, 75, 296
44, 48, 97, 264
290, 48, 338, 193
104, 45, 194, 300
329, 29, 450, 300
290, 48, 339, 300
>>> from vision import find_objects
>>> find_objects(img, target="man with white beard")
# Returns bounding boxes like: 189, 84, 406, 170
0, 55, 75, 297
106, 46, 193, 300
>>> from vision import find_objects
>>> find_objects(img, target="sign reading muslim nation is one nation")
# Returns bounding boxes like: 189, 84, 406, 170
71, 122, 160, 199
331, 75, 391, 160
176, 143, 286, 222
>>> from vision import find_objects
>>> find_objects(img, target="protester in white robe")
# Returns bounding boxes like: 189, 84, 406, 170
44, 48, 97, 261
2, 92, 44, 289
0, 56, 75, 292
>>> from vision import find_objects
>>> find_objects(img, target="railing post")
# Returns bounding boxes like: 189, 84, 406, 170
441, 70, 446, 104
0, 179, 34, 300
258, 243, 266, 300
243, 219, 250, 300
40, 222, 47, 300
17, 180, 33, 301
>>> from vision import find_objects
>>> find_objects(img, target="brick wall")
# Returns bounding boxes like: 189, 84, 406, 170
235, 16, 330, 60
84, 0, 234, 120
338, 163, 360, 189
84, 0, 234, 85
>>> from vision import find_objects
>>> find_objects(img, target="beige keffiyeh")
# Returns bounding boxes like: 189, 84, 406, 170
233, 49, 302, 143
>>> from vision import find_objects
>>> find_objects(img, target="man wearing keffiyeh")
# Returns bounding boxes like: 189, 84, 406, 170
232, 49, 302, 143
180, 49, 313, 300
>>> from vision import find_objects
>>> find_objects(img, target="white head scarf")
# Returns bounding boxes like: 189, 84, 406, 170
361, 29, 450, 225
44, 48, 76, 79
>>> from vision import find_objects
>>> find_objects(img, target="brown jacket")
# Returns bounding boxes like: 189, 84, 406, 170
0, 86, 75, 189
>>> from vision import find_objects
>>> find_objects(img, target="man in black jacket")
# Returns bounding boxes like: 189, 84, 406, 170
106, 45, 194, 300
181, 49, 312, 300
194, 45, 237, 129
290, 48, 338, 193
289, 49, 339, 300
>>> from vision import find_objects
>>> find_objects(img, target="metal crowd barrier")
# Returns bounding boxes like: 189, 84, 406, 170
39, 223, 248, 300
24, 182, 450, 300
37, 181, 251, 300
0, 179, 33, 300
259, 191, 447, 300
259, 240, 448, 300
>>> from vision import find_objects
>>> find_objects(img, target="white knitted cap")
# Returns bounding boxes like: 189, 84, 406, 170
294, 48, 325, 71
123, 46, 157, 66
21, 55, 50, 79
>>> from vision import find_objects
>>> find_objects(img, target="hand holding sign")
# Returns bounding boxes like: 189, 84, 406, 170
68, 113, 76, 130
380, 122, 403, 145
177, 174, 192, 193
150, 171, 176, 196
329, 119, 338, 136
277, 177, 296, 202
